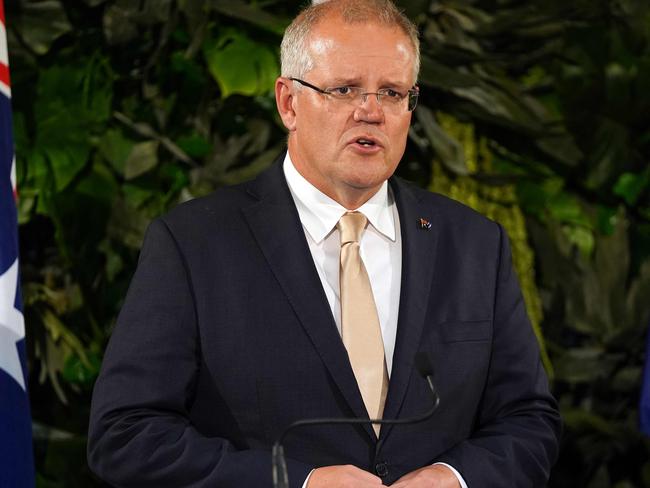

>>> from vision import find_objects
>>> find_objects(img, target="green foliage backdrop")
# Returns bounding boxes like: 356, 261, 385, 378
5, 0, 650, 486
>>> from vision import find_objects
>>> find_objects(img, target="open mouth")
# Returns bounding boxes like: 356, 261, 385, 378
356, 138, 377, 147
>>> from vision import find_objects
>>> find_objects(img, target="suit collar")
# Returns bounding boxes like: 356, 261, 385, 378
243, 157, 377, 440
379, 176, 439, 441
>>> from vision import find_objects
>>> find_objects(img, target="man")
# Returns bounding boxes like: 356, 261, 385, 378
88, 1, 561, 487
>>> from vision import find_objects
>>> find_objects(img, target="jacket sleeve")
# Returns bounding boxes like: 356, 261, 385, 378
435, 224, 562, 487
87, 218, 312, 488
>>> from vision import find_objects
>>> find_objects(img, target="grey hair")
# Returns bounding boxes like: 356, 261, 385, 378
280, 0, 420, 83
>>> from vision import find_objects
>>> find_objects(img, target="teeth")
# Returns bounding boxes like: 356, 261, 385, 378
357, 139, 374, 146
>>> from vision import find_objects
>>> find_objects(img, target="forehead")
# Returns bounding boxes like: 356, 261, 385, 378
306, 18, 415, 85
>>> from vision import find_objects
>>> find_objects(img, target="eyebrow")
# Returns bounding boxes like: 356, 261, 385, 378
326, 77, 410, 89
327, 77, 363, 86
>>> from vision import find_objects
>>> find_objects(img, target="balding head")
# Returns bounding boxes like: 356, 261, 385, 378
281, 0, 420, 82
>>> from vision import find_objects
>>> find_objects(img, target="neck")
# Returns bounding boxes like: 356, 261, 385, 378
331, 188, 379, 211
287, 147, 384, 211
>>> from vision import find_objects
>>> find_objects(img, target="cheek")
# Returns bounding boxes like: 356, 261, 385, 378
390, 118, 412, 148
392, 124, 409, 143
302, 108, 340, 140
297, 117, 325, 144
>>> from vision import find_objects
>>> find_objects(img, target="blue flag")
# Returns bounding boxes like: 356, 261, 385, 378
0, 1, 36, 485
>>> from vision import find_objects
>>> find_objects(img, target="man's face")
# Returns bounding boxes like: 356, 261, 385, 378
279, 17, 416, 207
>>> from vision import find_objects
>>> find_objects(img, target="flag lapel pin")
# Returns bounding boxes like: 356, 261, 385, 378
418, 218, 431, 230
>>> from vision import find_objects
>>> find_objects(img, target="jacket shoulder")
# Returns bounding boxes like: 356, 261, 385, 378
160, 182, 254, 229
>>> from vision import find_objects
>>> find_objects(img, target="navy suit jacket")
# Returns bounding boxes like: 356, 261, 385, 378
88, 157, 561, 487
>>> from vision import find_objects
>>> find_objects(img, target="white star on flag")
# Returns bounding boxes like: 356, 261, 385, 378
0, 258, 26, 390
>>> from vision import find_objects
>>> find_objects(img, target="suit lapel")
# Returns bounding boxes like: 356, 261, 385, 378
380, 178, 439, 441
241, 160, 375, 440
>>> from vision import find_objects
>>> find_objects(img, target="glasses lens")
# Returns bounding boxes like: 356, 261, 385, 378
407, 91, 419, 111
322, 85, 417, 113
327, 86, 362, 101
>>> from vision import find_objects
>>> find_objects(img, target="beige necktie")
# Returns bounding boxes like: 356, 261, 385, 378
338, 212, 389, 436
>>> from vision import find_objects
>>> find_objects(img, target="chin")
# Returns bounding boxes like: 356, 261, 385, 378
343, 171, 391, 191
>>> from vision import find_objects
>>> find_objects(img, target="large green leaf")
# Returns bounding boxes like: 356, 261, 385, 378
33, 70, 90, 190
99, 129, 135, 176
75, 161, 119, 206
419, 57, 550, 138
32, 60, 113, 192
10, 0, 72, 55
102, 0, 141, 45
124, 141, 160, 180
613, 170, 650, 206
176, 134, 212, 159
62, 350, 101, 386
415, 107, 468, 175
547, 192, 591, 228
561, 407, 619, 436
584, 118, 632, 190
535, 133, 583, 168
553, 347, 613, 383
107, 197, 151, 249
208, 0, 288, 35
43, 146, 92, 192
203, 29, 279, 98
562, 225, 594, 259
419, 56, 482, 90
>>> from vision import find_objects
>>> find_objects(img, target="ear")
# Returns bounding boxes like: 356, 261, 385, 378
275, 77, 297, 132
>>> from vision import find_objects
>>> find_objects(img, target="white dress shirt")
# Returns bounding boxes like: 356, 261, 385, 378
283, 153, 402, 375
283, 154, 468, 488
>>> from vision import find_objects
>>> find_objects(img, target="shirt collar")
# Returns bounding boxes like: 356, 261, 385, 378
283, 152, 396, 244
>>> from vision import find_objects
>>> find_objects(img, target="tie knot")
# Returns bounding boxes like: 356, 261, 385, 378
338, 212, 368, 244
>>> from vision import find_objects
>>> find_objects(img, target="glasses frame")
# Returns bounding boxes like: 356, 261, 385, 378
289, 77, 419, 112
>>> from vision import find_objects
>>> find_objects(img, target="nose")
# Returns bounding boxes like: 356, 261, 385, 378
353, 93, 384, 124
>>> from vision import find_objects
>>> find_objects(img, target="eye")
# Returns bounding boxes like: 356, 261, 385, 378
329, 86, 355, 97
382, 89, 403, 99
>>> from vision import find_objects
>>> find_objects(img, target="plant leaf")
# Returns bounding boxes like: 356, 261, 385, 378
208, 0, 288, 35
102, 0, 140, 45
12, 0, 72, 55
203, 30, 279, 98
613, 170, 650, 206
99, 129, 135, 175
415, 107, 468, 175
124, 141, 160, 180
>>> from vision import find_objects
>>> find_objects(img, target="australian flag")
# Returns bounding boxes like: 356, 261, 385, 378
0, 1, 36, 485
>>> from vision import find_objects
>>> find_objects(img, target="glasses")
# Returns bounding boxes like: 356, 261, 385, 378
290, 78, 419, 112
